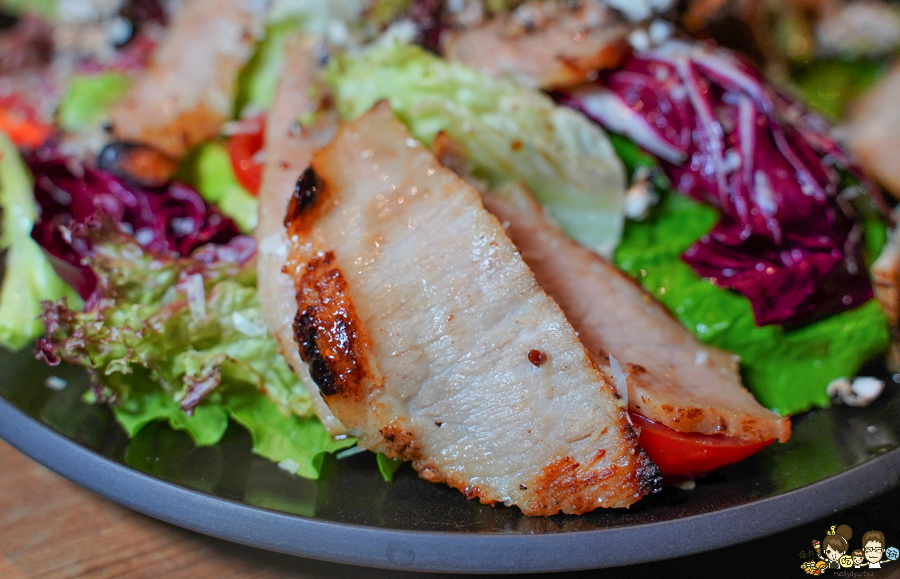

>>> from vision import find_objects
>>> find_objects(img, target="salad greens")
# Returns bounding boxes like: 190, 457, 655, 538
792, 59, 891, 121
177, 142, 259, 234
325, 42, 628, 258
0, 1, 896, 485
0, 135, 80, 351
39, 230, 355, 478
611, 136, 890, 415
57, 72, 132, 134
235, 19, 305, 115
0, 0, 55, 19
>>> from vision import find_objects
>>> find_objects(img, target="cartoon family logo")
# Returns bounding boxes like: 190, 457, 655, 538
799, 524, 899, 575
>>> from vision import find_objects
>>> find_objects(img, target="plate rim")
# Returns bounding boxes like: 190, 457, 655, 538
1, 394, 899, 574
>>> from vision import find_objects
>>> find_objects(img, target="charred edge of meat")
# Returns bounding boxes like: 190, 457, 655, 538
525, 442, 660, 514
379, 422, 422, 462
285, 167, 324, 231
293, 252, 369, 398
97, 141, 179, 187
527, 455, 618, 515
635, 453, 664, 496
294, 310, 338, 395
623, 421, 663, 496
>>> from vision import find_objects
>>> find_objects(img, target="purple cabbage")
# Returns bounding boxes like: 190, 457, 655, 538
27, 146, 240, 298
559, 39, 878, 327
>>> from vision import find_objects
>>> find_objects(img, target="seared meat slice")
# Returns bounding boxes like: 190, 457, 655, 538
846, 58, 900, 199
481, 183, 790, 443
255, 36, 344, 434
280, 102, 660, 515
109, 0, 261, 159
443, 1, 628, 89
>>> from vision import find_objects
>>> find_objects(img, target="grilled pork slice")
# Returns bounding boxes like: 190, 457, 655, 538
255, 36, 344, 434
279, 102, 660, 515
109, 0, 261, 159
443, 0, 628, 89
481, 183, 790, 443
846, 58, 900, 199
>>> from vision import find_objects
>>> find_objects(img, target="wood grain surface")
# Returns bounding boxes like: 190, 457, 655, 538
1, 438, 899, 579
0, 440, 398, 579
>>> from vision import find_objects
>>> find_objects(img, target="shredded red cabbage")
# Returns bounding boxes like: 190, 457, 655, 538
559, 39, 877, 327
27, 146, 240, 299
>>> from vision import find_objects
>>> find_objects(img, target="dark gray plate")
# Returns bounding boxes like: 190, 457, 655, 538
1, 347, 899, 574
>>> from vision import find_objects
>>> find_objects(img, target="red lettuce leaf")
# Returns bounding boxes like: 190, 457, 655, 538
27, 146, 240, 298
558, 40, 879, 327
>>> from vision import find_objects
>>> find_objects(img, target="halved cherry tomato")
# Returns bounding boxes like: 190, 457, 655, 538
227, 115, 265, 195
0, 95, 53, 148
630, 412, 776, 478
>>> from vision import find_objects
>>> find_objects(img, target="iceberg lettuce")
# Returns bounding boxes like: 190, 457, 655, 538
325, 43, 628, 257
0, 134, 80, 351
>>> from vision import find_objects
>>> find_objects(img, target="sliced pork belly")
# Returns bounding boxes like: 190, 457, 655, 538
443, 1, 628, 89
255, 36, 344, 434
279, 102, 660, 515
846, 58, 900, 198
481, 183, 790, 444
109, 0, 262, 159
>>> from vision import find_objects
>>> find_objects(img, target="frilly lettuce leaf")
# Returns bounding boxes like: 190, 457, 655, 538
0, 134, 80, 351
39, 231, 354, 477
325, 43, 628, 257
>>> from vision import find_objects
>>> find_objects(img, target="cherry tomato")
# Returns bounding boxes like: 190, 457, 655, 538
0, 95, 53, 148
630, 412, 776, 478
227, 115, 265, 195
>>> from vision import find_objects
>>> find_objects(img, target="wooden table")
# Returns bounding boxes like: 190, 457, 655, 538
1, 439, 899, 579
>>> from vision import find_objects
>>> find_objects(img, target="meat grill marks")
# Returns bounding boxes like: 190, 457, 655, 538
480, 183, 790, 443
255, 35, 344, 434
292, 249, 372, 399
280, 102, 660, 515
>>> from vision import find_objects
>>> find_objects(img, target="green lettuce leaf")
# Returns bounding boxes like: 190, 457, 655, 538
792, 59, 890, 120
234, 19, 303, 115
0, 0, 55, 19
226, 385, 355, 479
110, 376, 230, 446
376, 452, 404, 482
40, 230, 352, 478
325, 43, 627, 257
615, 191, 890, 416
0, 134, 80, 351
177, 142, 258, 233
58, 72, 131, 134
